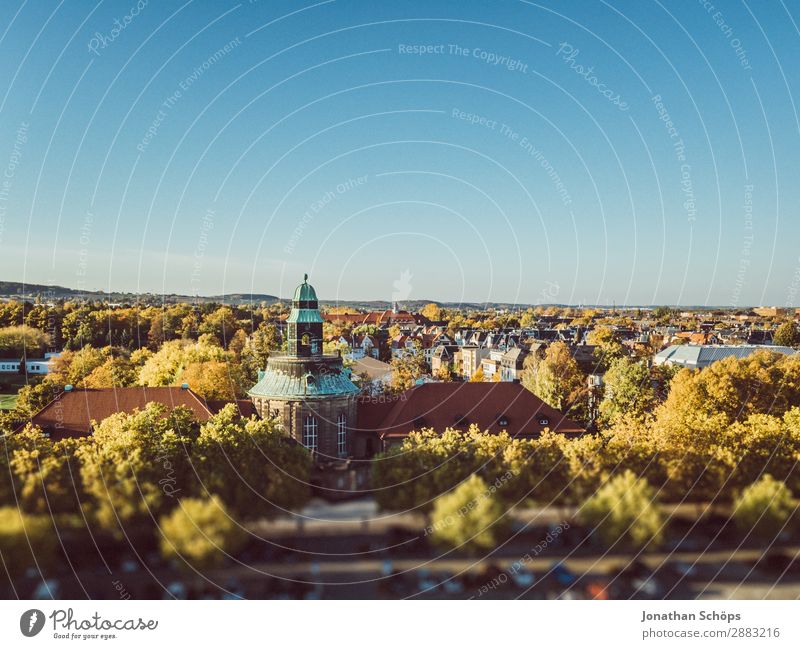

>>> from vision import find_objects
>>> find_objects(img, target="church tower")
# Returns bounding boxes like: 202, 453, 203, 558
287, 273, 323, 357
248, 275, 359, 461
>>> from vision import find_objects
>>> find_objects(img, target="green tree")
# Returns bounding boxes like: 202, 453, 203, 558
599, 357, 655, 426
733, 475, 796, 541
10, 436, 88, 515
192, 404, 311, 518
14, 379, 62, 416
159, 496, 246, 569
580, 470, 663, 549
77, 404, 198, 534
430, 474, 510, 553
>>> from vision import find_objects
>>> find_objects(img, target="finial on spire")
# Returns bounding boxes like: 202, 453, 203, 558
304, 273, 308, 282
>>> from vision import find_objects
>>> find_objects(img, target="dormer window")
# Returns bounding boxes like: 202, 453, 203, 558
498, 415, 509, 427
539, 417, 550, 426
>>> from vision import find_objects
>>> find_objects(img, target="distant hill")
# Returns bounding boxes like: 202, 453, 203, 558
0, 281, 280, 305
0, 280, 755, 310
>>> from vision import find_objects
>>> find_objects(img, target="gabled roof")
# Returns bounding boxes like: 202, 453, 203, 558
357, 382, 584, 439
20, 387, 219, 440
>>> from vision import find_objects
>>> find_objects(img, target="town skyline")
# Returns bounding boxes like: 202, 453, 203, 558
0, 276, 798, 310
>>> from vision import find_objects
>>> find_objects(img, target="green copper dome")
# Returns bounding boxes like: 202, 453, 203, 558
293, 274, 318, 302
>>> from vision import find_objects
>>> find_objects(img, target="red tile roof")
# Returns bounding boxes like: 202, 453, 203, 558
21, 387, 225, 439
357, 382, 584, 439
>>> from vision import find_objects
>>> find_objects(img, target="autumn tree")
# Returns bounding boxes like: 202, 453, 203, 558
199, 306, 239, 348
237, 323, 281, 384
181, 360, 245, 400
430, 474, 510, 553
773, 321, 800, 348
373, 427, 531, 513
733, 475, 797, 541
137, 338, 228, 387
522, 341, 587, 421
420, 303, 442, 321
0, 427, 52, 507
14, 380, 62, 416
83, 353, 138, 388
48, 345, 109, 387
586, 326, 626, 370
0, 325, 50, 357
389, 341, 427, 392
580, 470, 663, 549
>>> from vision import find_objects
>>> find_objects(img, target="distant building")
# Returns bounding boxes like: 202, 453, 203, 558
0, 352, 59, 375
753, 307, 789, 317
500, 346, 529, 382
653, 344, 796, 369
351, 356, 392, 390
460, 345, 489, 380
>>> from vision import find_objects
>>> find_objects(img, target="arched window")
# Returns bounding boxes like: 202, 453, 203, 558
303, 415, 318, 453
337, 412, 347, 457
301, 333, 311, 346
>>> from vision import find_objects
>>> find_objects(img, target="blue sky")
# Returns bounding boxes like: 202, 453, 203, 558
0, 0, 798, 306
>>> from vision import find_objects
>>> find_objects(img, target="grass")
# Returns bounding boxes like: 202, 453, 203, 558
0, 394, 18, 410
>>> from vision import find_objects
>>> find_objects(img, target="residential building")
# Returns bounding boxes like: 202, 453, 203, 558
653, 344, 797, 369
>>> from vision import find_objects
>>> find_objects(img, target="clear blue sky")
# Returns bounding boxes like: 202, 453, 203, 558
0, 0, 798, 306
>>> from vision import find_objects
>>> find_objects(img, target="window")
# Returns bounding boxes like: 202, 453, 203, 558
337, 412, 347, 457
539, 417, 550, 426
301, 333, 310, 346
498, 415, 509, 427
302, 416, 318, 453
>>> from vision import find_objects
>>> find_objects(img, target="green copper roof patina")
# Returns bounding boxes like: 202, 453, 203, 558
287, 274, 323, 324
248, 366, 360, 399
292, 273, 318, 302
247, 275, 359, 399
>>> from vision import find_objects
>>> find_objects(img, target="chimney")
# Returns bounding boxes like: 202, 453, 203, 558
64, 384, 73, 392
180, 383, 189, 390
